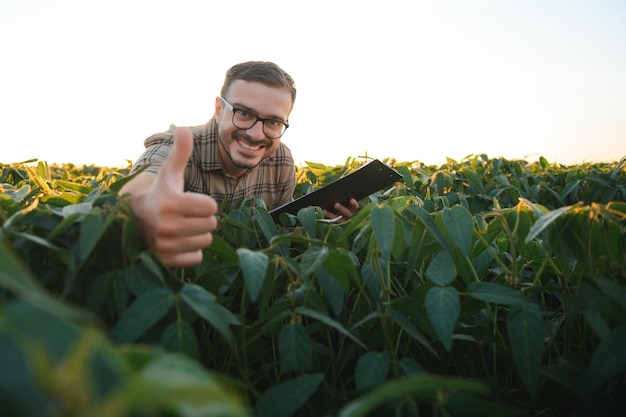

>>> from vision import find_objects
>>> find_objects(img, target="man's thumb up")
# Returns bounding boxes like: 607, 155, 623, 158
156, 126, 194, 193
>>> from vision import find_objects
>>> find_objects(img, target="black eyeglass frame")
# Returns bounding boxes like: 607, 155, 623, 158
219, 96, 289, 139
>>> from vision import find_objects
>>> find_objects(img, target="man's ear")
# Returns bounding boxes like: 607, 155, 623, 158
214, 96, 223, 120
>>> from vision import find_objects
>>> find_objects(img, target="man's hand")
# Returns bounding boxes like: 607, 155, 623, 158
126, 127, 218, 267
322, 198, 359, 223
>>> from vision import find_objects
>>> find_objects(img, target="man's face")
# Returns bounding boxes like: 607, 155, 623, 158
215, 80, 292, 177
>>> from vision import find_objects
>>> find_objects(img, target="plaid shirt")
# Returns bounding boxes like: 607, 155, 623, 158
129, 118, 296, 213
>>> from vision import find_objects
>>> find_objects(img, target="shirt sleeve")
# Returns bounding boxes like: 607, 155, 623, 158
272, 144, 296, 208
128, 126, 177, 176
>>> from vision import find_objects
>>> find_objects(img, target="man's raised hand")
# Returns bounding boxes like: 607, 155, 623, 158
127, 127, 218, 267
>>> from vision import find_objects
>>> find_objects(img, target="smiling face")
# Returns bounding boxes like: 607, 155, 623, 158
215, 80, 293, 177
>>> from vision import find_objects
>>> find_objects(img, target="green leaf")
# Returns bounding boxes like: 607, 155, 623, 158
110, 288, 174, 343
317, 267, 345, 316
237, 248, 269, 302
11, 231, 63, 251
255, 373, 324, 417
468, 281, 525, 305
446, 392, 526, 417
583, 308, 610, 339
442, 205, 473, 256
399, 357, 426, 376
137, 353, 250, 416
61, 202, 93, 217
525, 205, 573, 243
297, 206, 318, 238
409, 205, 454, 254
4, 184, 31, 203
77, 209, 113, 265
355, 351, 391, 391
426, 251, 457, 286
254, 206, 279, 241
507, 302, 545, 400
370, 204, 394, 260
321, 247, 355, 291
121, 264, 162, 296
2, 301, 79, 361
299, 246, 328, 281
361, 259, 383, 304
205, 236, 239, 265
296, 306, 366, 349
425, 286, 460, 351
180, 284, 239, 344
46, 212, 82, 241
338, 375, 490, 417
388, 310, 437, 357
161, 321, 199, 359
279, 324, 312, 373
587, 325, 626, 392
0, 239, 90, 325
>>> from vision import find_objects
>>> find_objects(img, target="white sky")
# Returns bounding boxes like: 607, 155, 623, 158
2, 0, 626, 168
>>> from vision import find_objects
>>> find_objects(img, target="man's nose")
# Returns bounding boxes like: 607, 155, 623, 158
246, 120, 267, 140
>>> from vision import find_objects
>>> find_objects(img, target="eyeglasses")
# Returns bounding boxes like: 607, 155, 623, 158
219, 97, 289, 139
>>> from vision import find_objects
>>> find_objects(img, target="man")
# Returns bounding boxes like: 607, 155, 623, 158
121, 61, 358, 268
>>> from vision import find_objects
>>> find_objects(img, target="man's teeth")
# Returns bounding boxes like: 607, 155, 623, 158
239, 140, 261, 151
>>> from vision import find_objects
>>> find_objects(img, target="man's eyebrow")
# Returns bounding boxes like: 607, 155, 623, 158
232, 102, 287, 123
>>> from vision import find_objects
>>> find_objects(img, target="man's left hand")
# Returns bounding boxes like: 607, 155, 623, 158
322, 198, 359, 223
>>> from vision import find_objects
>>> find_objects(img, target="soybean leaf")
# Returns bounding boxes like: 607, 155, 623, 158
584, 308, 610, 339
317, 267, 345, 316
525, 205, 573, 243
468, 281, 525, 305
355, 351, 391, 391
77, 209, 114, 265
361, 260, 383, 305
389, 310, 438, 357
338, 375, 490, 417
321, 247, 355, 291
300, 246, 328, 281
399, 357, 426, 376
442, 205, 473, 256
446, 393, 526, 417
110, 288, 174, 343
180, 284, 239, 344
161, 321, 199, 359
237, 248, 269, 303
205, 236, 239, 265
408, 205, 454, 254
540, 359, 586, 399
279, 324, 312, 373
425, 286, 460, 351
426, 251, 457, 286
396, 165, 416, 193
587, 325, 626, 392
254, 206, 279, 240
507, 302, 545, 400
46, 212, 81, 241
296, 306, 366, 349
139, 252, 166, 285
4, 184, 31, 203
255, 373, 324, 417
61, 202, 93, 217
297, 206, 318, 238
121, 264, 163, 296
370, 204, 394, 260
11, 231, 63, 251
138, 354, 249, 416
0, 239, 91, 325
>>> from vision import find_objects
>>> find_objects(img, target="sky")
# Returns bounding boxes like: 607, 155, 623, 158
2, 0, 626, 168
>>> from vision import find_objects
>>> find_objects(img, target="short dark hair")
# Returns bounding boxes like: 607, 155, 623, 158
220, 61, 297, 107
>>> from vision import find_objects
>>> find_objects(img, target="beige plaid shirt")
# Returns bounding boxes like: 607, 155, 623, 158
129, 118, 296, 213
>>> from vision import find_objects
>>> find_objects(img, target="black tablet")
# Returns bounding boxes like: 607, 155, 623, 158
270, 159, 403, 221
